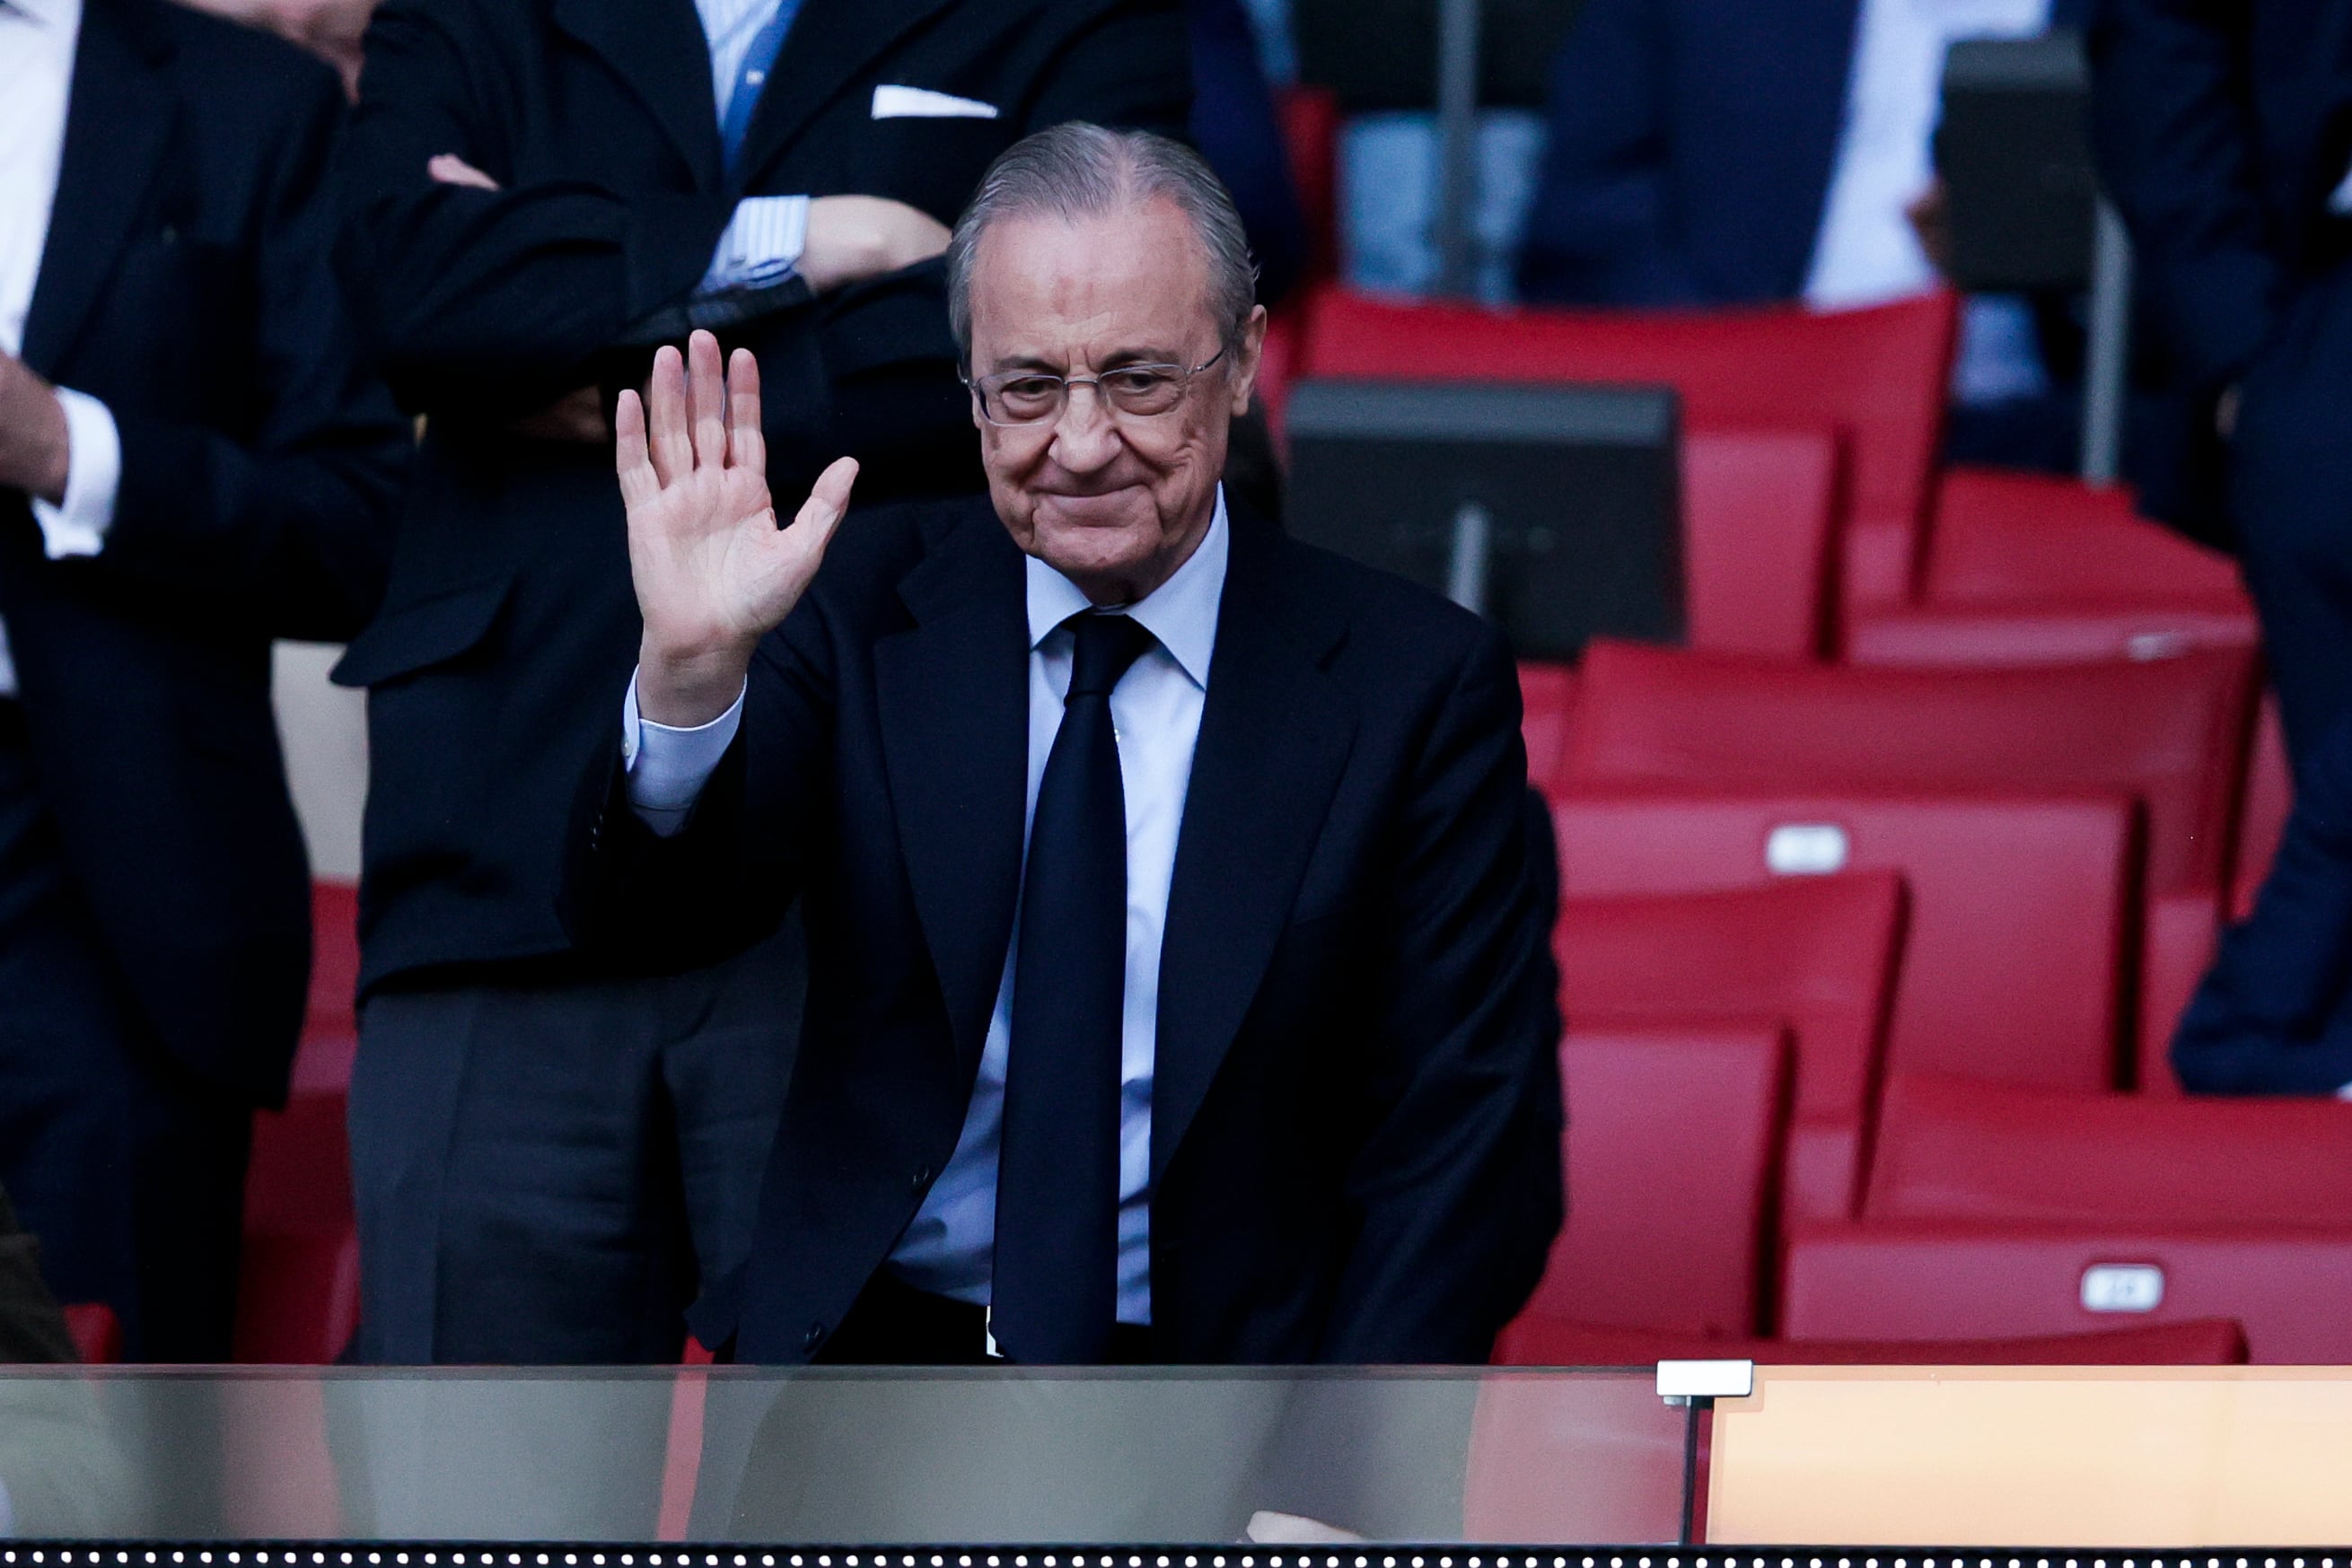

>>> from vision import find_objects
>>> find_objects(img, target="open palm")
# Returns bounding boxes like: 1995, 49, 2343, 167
619, 331, 857, 679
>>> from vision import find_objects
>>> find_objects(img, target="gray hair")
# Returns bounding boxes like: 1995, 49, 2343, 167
945, 122, 1259, 361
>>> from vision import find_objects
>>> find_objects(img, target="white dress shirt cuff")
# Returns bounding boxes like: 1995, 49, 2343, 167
31, 386, 121, 558
2338, 1081, 2352, 1102
622, 669, 745, 837
700, 194, 812, 293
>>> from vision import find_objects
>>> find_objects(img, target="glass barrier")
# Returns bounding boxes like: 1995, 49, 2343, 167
0, 1366, 1686, 1546
1707, 1365, 2352, 1546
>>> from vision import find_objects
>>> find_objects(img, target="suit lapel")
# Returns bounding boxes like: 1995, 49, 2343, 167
552, 0, 723, 188
875, 501, 1031, 1082
22, 0, 175, 378
1151, 514, 1356, 1182
729, 0, 956, 193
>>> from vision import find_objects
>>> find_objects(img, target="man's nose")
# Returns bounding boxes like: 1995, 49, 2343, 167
1047, 383, 1123, 472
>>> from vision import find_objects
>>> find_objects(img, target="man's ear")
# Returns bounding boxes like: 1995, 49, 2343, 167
1229, 305, 1271, 416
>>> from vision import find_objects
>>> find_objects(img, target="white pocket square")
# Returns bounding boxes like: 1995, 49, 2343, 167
872, 84, 1000, 120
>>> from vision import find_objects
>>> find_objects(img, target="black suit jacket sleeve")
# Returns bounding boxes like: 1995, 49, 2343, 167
334, 0, 737, 421
2089, 0, 2285, 393
1318, 629, 1564, 1363
2173, 716, 2352, 1094
83, 69, 409, 644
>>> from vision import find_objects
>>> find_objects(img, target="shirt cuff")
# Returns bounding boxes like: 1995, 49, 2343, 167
622, 668, 745, 837
700, 194, 811, 294
31, 387, 121, 558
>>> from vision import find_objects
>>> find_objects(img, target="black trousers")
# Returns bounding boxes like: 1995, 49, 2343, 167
348, 915, 802, 1364
2229, 254, 2352, 780
0, 700, 250, 1362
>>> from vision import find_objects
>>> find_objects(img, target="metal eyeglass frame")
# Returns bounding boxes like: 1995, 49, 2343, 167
961, 347, 1230, 428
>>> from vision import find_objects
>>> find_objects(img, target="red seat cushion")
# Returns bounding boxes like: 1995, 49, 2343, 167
1681, 426, 1841, 659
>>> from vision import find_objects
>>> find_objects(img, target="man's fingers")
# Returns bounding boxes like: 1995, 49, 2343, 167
688, 330, 728, 473
645, 345, 691, 487
614, 390, 660, 510
794, 456, 861, 534
726, 348, 766, 477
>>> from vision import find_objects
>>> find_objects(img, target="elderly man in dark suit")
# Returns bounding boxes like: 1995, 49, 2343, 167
571, 124, 1563, 1365
0, 0, 407, 1361
332, 0, 1189, 1364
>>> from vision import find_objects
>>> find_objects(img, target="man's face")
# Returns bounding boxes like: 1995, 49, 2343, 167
966, 197, 1266, 605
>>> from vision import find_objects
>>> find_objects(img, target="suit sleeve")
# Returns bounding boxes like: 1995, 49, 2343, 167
335, 0, 737, 421
2172, 718, 2352, 1094
2088, 0, 2285, 393
1316, 627, 1566, 1364
1515, 0, 1712, 308
559, 590, 839, 972
75, 66, 409, 643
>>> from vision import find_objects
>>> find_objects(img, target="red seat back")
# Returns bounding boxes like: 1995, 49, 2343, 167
1846, 603, 2259, 668
1274, 86, 1339, 291
1492, 1315, 2248, 1368
61, 1302, 121, 1364
1517, 1022, 1789, 1337
1557, 874, 1905, 1222
1782, 1220, 2352, 1364
1865, 1073, 2352, 1227
1567, 640, 2257, 897
295, 881, 362, 1095
1928, 469, 2246, 607
237, 1091, 360, 1364
1517, 661, 1578, 798
1301, 286, 1957, 612
2234, 692, 2291, 923
1682, 426, 1841, 659
1554, 789, 2134, 1090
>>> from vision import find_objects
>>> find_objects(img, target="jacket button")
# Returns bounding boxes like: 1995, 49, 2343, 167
910, 1164, 932, 1191
803, 1322, 825, 1352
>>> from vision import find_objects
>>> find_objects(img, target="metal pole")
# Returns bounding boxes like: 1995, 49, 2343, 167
2080, 197, 2134, 486
1433, 0, 1483, 298
1445, 500, 1492, 616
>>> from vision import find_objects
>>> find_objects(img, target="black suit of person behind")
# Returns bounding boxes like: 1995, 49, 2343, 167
0, 0, 407, 1358
330, 0, 1190, 1362
565, 495, 1565, 1364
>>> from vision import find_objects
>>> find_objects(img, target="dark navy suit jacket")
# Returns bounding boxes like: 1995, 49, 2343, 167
2176, 714, 2352, 1094
2091, 0, 2352, 396
563, 498, 1565, 1363
1520, 0, 2086, 308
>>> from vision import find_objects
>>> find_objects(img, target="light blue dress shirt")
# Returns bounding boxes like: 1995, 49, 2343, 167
623, 489, 1233, 1326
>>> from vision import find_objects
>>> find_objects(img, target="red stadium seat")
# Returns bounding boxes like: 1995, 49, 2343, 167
1864, 1073, 2352, 1227
1846, 601, 2259, 668
1553, 789, 2135, 1090
1556, 874, 1906, 1224
237, 1091, 360, 1364
1518, 662, 1577, 796
1514, 1022, 1789, 1338
1301, 286, 1957, 614
1274, 86, 1339, 292
1566, 640, 2259, 901
2234, 692, 2291, 923
2137, 889, 2224, 1095
1781, 1220, 2352, 1363
1926, 469, 2245, 608
1491, 1315, 2248, 1368
60, 1303, 121, 1364
294, 881, 362, 1096
1681, 426, 1841, 659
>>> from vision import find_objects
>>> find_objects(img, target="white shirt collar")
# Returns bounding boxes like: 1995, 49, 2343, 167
1022, 485, 1228, 688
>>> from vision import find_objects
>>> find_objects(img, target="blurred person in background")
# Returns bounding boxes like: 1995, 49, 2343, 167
2092, 2, 2352, 775
0, 0, 407, 1360
330, 0, 1189, 1365
1516, 0, 2086, 469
